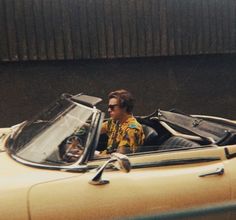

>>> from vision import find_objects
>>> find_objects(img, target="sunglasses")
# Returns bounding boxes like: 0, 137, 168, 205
108, 104, 119, 110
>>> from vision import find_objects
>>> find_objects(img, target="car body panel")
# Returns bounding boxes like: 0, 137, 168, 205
0, 151, 80, 219
28, 162, 231, 220
28, 145, 232, 220
223, 145, 236, 200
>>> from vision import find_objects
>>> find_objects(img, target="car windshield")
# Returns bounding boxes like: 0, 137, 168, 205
10, 98, 95, 165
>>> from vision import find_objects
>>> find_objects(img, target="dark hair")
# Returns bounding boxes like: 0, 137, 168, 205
108, 89, 135, 113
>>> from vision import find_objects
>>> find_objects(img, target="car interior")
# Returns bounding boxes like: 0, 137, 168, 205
96, 117, 204, 154
96, 109, 236, 155
49, 108, 236, 163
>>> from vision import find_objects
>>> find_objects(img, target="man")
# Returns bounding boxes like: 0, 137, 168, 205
100, 89, 145, 154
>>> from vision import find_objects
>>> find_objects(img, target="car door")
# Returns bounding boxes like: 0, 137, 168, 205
222, 144, 236, 200
28, 145, 231, 220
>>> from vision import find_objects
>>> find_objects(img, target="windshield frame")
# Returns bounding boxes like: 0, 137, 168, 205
6, 97, 103, 171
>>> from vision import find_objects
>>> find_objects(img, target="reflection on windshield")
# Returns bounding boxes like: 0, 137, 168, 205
12, 99, 94, 165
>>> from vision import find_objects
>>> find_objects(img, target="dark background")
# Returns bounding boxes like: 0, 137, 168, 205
1, 0, 236, 127
0, 54, 235, 127
1, 0, 236, 61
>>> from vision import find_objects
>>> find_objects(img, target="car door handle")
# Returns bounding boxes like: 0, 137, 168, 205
199, 167, 224, 177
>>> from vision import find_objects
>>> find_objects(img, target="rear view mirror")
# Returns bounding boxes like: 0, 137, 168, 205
89, 153, 131, 185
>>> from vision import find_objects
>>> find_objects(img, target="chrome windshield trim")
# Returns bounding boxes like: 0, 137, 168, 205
11, 154, 88, 172
74, 106, 102, 165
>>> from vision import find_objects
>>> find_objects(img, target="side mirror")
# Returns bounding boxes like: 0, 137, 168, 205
89, 153, 131, 185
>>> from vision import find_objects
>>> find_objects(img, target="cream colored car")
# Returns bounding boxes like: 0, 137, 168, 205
1, 93, 236, 220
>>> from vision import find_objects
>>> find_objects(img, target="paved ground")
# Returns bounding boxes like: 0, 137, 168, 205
0, 54, 235, 127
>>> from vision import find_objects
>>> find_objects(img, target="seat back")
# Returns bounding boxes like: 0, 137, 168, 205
142, 124, 159, 146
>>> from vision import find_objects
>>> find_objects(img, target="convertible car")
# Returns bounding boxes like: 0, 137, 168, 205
1, 93, 236, 220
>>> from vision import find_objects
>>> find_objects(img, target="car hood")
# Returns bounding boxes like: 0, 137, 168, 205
0, 151, 79, 185
0, 147, 81, 219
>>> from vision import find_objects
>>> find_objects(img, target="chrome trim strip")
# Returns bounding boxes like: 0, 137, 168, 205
131, 157, 221, 169
11, 154, 88, 171
191, 114, 236, 125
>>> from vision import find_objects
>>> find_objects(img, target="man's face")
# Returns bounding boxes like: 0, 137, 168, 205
108, 98, 125, 120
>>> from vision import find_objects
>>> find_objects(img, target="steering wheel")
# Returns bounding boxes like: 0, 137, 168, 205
61, 135, 85, 162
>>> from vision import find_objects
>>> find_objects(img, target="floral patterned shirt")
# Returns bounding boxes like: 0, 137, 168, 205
101, 115, 145, 154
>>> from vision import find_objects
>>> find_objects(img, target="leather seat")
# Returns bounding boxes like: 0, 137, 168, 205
142, 124, 159, 146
